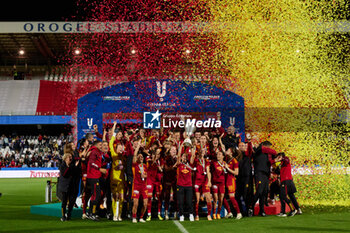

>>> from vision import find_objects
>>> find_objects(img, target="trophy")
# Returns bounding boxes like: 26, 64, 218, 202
183, 117, 196, 147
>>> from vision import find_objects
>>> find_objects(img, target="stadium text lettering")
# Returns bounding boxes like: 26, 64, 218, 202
22, 22, 195, 33
23, 23, 83, 33
163, 118, 221, 128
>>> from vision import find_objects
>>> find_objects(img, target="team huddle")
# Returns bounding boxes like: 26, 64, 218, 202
58, 121, 301, 223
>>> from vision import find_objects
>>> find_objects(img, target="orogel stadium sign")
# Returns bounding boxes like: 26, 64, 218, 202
143, 110, 222, 129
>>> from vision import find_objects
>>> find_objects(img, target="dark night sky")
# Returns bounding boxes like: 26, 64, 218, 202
0, 0, 80, 21
1, 0, 349, 21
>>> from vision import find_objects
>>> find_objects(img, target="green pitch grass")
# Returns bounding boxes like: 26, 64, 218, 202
0, 178, 349, 233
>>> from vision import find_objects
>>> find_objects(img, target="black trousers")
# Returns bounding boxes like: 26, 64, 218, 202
100, 177, 112, 215
61, 190, 75, 218
126, 155, 134, 216
87, 178, 101, 215
280, 180, 299, 213
177, 186, 193, 216
236, 175, 253, 215
269, 180, 280, 200
252, 172, 269, 213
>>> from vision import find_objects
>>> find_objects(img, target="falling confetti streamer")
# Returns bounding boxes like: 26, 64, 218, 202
58, 0, 349, 205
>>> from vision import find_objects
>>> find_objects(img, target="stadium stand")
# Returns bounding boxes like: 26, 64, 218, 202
0, 134, 70, 168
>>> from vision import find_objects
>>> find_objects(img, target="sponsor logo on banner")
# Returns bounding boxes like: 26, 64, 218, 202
230, 117, 235, 126
0, 170, 60, 178
143, 110, 162, 129
143, 110, 221, 129
87, 118, 93, 129
193, 95, 220, 100
156, 81, 167, 102
146, 81, 175, 107
103, 96, 130, 101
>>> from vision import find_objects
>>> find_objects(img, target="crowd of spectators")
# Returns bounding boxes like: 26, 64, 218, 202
0, 134, 72, 168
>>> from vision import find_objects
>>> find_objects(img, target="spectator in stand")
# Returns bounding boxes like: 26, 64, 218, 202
0, 135, 4, 148
4, 135, 9, 147
0, 134, 70, 168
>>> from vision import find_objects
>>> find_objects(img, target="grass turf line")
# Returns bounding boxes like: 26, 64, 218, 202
0, 178, 349, 233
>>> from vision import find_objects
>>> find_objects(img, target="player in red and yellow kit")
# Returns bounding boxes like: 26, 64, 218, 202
275, 152, 301, 217
211, 151, 226, 219
224, 147, 242, 219
131, 140, 148, 223
192, 147, 212, 221
162, 145, 178, 220
145, 146, 164, 221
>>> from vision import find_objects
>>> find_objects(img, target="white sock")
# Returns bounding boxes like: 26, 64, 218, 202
116, 201, 119, 218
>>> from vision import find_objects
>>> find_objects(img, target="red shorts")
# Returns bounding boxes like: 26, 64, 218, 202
211, 183, 225, 194
132, 183, 148, 199
146, 182, 162, 198
226, 177, 236, 194
194, 180, 210, 194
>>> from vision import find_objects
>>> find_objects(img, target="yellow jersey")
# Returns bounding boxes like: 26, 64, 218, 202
109, 135, 125, 182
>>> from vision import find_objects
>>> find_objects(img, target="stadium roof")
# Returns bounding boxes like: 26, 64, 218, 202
0, 0, 79, 22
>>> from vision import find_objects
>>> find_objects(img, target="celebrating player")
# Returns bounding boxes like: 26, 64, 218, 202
145, 146, 164, 221
86, 140, 106, 221
79, 138, 91, 219
192, 147, 212, 221
100, 136, 112, 219
211, 151, 227, 219
163, 145, 178, 220
275, 152, 301, 217
109, 122, 125, 222
174, 142, 195, 222
131, 140, 148, 223
224, 147, 242, 219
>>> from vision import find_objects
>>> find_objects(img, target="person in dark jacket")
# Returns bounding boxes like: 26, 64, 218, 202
221, 126, 240, 150
63, 142, 81, 210
249, 141, 277, 216
236, 140, 253, 216
58, 153, 77, 221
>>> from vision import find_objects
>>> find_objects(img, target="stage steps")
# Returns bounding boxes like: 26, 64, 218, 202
30, 203, 83, 218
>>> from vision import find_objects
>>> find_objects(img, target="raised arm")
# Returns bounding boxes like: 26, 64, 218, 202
93, 124, 103, 139
262, 146, 277, 165
219, 133, 226, 152
174, 142, 184, 167
262, 146, 277, 156
133, 140, 141, 163
190, 145, 196, 165
109, 122, 117, 155
102, 128, 107, 141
